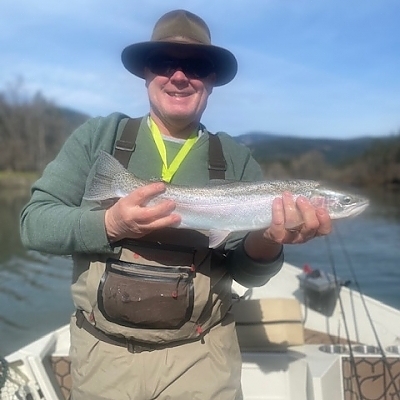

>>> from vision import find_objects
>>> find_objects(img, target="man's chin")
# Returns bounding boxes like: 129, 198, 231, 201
167, 112, 197, 123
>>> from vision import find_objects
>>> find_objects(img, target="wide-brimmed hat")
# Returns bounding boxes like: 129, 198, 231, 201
121, 9, 238, 86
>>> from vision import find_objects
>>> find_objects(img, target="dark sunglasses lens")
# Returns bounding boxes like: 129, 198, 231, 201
147, 59, 175, 76
182, 59, 214, 78
147, 56, 214, 79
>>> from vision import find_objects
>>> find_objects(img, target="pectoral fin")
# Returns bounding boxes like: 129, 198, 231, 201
208, 230, 231, 248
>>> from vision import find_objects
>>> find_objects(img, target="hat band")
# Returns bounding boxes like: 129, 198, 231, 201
156, 35, 208, 45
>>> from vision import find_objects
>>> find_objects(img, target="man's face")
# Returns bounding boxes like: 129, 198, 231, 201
144, 49, 216, 131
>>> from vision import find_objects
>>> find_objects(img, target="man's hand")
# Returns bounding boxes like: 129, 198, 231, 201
264, 191, 332, 244
104, 182, 181, 243
244, 192, 332, 261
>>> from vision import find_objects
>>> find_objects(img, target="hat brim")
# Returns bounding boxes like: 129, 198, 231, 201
121, 41, 237, 86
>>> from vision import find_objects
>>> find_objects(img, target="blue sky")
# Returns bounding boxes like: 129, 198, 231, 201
1, 0, 399, 139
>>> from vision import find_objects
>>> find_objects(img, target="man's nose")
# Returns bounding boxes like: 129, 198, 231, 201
170, 68, 189, 81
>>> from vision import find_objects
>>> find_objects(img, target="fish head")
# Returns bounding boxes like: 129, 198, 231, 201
310, 187, 369, 219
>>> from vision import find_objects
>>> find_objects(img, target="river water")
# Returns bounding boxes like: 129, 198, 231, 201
0, 188, 399, 356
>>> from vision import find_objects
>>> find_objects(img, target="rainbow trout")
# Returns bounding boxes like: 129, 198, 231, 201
84, 151, 369, 247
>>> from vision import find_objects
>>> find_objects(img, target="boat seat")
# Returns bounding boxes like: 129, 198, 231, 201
232, 298, 305, 352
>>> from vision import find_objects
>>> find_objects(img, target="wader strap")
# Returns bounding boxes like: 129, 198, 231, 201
114, 118, 226, 179
113, 118, 142, 168
208, 133, 226, 179
75, 310, 199, 353
75, 310, 153, 353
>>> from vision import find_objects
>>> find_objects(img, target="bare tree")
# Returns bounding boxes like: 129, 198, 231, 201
0, 77, 87, 172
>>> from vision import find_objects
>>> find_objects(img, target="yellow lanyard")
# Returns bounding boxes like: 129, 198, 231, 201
149, 118, 198, 183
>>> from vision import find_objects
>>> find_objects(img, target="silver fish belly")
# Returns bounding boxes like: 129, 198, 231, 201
84, 151, 369, 248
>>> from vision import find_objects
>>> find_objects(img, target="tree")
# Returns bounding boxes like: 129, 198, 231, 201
0, 78, 88, 172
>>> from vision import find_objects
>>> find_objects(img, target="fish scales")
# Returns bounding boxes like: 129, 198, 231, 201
84, 151, 369, 248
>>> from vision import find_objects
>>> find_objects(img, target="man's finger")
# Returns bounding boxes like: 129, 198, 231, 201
282, 192, 303, 229
126, 182, 166, 206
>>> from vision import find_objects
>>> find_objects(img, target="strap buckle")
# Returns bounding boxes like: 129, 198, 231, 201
126, 341, 153, 354
115, 139, 136, 152
208, 161, 226, 172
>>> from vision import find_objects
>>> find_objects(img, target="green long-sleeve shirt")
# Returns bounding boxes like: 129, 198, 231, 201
20, 113, 283, 287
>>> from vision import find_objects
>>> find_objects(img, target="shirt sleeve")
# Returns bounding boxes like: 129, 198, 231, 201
224, 233, 284, 288
20, 115, 124, 255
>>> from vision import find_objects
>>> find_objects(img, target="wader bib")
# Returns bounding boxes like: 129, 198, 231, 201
72, 118, 233, 346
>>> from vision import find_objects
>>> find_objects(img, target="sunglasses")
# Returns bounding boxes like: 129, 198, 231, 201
146, 55, 215, 79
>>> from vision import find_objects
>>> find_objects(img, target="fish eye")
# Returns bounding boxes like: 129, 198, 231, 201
342, 196, 353, 205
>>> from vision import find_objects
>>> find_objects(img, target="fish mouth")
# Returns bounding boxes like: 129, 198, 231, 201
346, 200, 369, 217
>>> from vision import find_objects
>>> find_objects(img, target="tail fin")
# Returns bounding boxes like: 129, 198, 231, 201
83, 151, 127, 201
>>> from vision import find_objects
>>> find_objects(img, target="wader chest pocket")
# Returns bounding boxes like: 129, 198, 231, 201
98, 259, 195, 329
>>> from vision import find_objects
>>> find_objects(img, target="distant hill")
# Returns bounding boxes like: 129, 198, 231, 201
233, 131, 400, 187
234, 132, 375, 166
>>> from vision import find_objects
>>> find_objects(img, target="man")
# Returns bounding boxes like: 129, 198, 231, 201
20, 9, 331, 400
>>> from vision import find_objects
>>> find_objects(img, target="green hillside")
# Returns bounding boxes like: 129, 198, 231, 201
235, 133, 374, 166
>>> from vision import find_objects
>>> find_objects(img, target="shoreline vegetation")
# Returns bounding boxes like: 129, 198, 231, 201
0, 171, 38, 194
0, 171, 40, 189
1, 79, 399, 191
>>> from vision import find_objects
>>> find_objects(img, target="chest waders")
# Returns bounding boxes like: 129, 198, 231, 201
75, 118, 236, 350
